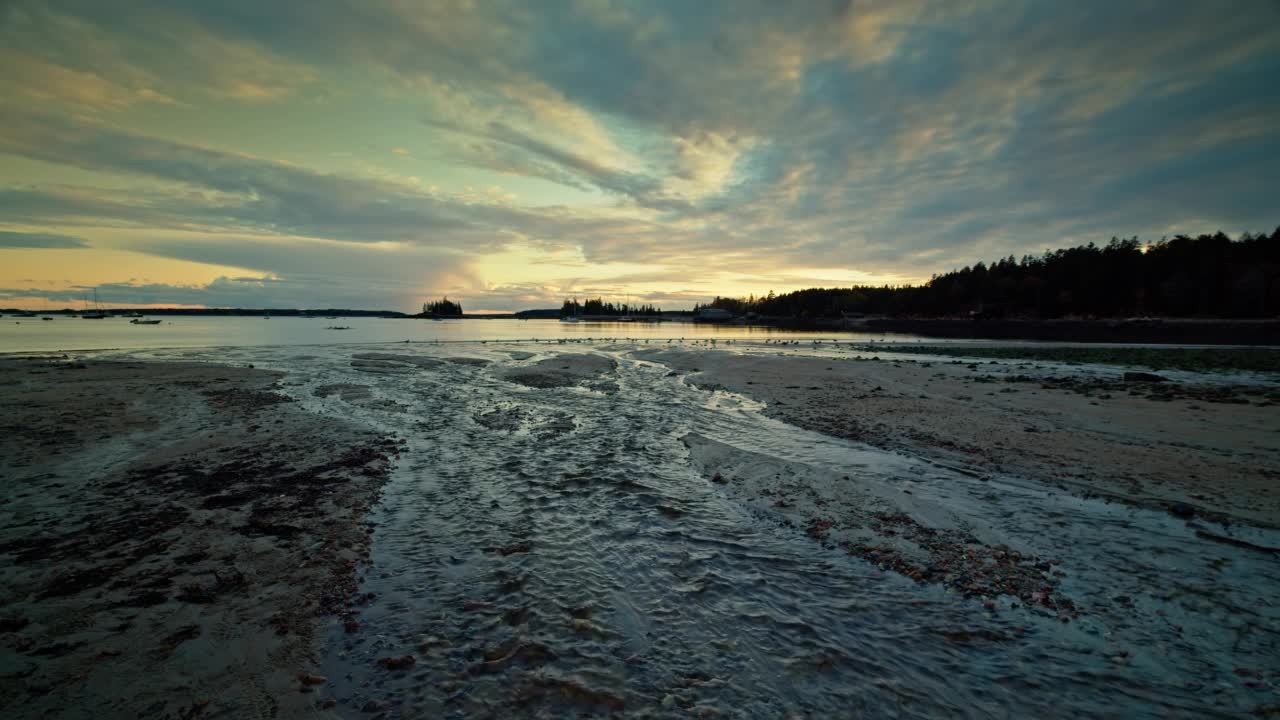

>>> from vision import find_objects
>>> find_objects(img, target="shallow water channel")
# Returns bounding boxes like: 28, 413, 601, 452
133, 341, 1279, 718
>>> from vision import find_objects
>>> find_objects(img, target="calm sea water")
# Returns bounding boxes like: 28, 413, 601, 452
0, 315, 929, 353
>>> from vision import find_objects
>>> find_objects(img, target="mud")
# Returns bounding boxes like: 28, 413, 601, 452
0, 357, 397, 719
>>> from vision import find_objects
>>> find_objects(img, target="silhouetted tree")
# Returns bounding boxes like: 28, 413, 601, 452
423, 297, 462, 316
698, 229, 1279, 319
563, 297, 661, 316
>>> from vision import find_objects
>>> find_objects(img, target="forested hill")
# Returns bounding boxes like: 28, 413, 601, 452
698, 229, 1280, 319
560, 298, 662, 317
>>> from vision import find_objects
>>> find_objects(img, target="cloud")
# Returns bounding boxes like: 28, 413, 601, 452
0, 2, 317, 109
0, 276, 365, 309
0, 49, 178, 112
0, 108, 535, 247
125, 235, 461, 282
1, 0, 1278, 310
0, 108, 695, 265
0, 236, 476, 310
0, 230, 89, 248
431, 118, 688, 209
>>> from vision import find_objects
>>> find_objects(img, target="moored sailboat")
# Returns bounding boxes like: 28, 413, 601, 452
82, 290, 107, 319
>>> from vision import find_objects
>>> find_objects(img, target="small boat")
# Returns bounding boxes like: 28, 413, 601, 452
326, 325, 351, 330
41, 316, 54, 321
130, 319, 162, 325
14, 312, 37, 318
82, 289, 108, 318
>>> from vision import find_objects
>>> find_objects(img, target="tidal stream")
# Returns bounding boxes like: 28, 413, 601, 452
128, 341, 1279, 718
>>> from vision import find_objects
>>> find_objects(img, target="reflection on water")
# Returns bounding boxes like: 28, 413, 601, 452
125, 341, 1278, 718
0, 316, 926, 354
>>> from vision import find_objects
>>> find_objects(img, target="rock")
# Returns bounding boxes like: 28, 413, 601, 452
1169, 502, 1195, 518
1123, 371, 1168, 383
377, 655, 416, 670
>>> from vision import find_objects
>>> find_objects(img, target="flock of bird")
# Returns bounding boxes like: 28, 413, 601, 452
410, 336, 889, 348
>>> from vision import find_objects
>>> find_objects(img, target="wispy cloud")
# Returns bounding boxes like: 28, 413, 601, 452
0, 230, 89, 249
0, 108, 517, 245
0, 276, 367, 309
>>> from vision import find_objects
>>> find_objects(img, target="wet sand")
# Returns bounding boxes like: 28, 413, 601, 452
642, 347, 1280, 527
0, 357, 398, 719
497, 352, 619, 391
3, 344, 1278, 717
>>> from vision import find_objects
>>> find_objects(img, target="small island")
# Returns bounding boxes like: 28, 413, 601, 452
418, 297, 463, 318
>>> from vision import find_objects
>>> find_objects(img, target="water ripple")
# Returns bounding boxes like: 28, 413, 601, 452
133, 342, 1279, 718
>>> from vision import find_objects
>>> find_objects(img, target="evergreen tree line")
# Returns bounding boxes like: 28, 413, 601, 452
560, 298, 662, 316
423, 297, 463, 316
697, 229, 1280, 319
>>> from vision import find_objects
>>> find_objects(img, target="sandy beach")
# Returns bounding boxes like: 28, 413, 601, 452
0, 357, 397, 719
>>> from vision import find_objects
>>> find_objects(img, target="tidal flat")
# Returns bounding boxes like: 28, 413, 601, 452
1, 341, 1277, 718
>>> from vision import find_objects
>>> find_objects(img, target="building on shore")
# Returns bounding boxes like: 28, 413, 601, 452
693, 307, 734, 323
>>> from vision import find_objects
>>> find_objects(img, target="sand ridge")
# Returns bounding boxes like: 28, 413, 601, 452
641, 347, 1280, 528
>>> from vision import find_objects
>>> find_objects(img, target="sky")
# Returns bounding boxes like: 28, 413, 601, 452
1, 1, 1277, 312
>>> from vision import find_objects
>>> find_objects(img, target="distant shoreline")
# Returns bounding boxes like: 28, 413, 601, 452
6, 309, 1277, 345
